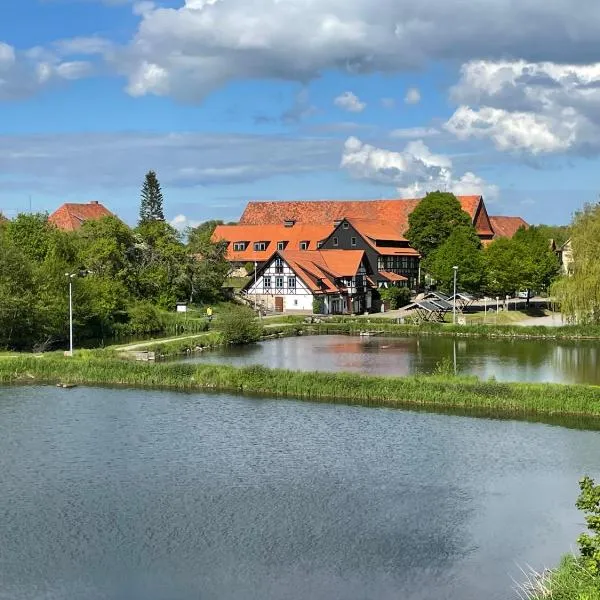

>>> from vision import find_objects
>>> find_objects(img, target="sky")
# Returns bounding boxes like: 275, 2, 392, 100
1, 0, 600, 228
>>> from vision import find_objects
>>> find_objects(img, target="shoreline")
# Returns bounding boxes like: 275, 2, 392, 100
2, 355, 600, 429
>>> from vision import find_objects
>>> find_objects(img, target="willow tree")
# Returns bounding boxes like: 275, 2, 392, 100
551, 203, 600, 323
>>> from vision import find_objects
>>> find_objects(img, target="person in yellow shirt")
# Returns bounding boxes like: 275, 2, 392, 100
206, 306, 213, 322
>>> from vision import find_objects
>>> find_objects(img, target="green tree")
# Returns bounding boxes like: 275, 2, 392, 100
187, 220, 224, 253
424, 226, 485, 295
484, 238, 522, 297
4, 213, 55, 262
576, 476, 600, 575
405, 191, 472, 259
218, 305, 263, 344
552, 203, 600, 323
139, 170, 165, 223
379, 286, 412, 309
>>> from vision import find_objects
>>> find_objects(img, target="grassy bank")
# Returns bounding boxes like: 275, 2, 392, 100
2, 355, 600, 427
526, 556, 600, 599
303, 319, 600, 340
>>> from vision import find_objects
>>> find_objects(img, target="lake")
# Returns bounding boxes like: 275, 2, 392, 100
1, 385, 599, 600
179, 334, 600, 384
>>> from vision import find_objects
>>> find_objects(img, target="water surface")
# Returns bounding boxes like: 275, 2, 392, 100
1, 385, 599, 600
180, 334, 600, 384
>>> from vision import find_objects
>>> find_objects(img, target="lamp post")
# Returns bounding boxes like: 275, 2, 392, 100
65, 273, 76, 356
452, 266, 458, 324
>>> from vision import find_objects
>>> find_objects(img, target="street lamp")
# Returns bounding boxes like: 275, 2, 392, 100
452, 266, 458, 324
65, 270, 92, 357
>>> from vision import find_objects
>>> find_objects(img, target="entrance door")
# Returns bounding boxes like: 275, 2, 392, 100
275, 297, 284, 312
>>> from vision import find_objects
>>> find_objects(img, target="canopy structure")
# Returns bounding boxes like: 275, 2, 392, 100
402, 299, 451, 323
447, 293, 476, 311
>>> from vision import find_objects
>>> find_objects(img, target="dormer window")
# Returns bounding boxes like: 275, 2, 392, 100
317, 241, 323, 248
299, 241, 309, 250
334, 219, 342, 227
277, 241, 286, 251
233, 242, 246, 251
254, 242, 267, 251
284, 219, 295, 227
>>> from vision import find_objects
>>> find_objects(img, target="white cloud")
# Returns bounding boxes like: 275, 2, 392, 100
334, 91, 366, 113
404, 87, 421, 105
445, 59, 600, 154
381, 97, 395, 109
341, 136, 498, 200
170, 214, 202, 230
390, 127, 440, 139
113, 0, 600, 102
0, 40, 93, 100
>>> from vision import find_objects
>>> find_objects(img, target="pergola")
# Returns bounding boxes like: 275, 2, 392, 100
403, 299, 451, 323
447, 292, 476, 311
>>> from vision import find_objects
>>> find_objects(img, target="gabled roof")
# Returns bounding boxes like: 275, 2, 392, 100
379, 271, 408, 282
346, 218, 408, 242
240, 195, 484, 235
49, 201, 113, 231
212, 223, 332, 262
489, 216, 528, 239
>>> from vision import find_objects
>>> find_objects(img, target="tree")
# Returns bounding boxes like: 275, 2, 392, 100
424, 226, 485, 295
139, 170, 165, 223
405, 191, 473, 259
552, 203, 600, 323
576, 476, 600, 575
218, 305, 263, 344
187, 220, 224, 253
379, 286, 412, 309
484, 238, 521, 297
4, 213, 55, 262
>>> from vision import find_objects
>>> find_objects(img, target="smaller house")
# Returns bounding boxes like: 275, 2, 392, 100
243, 249, 374, 314
49, 201, 113, 231
557, 239, 574, 275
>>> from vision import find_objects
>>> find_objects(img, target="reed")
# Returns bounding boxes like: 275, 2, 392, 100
2, 355, 600, 427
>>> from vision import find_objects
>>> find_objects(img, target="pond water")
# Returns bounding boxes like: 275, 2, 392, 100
1, 385, 599, 600
179, 334, 600, 384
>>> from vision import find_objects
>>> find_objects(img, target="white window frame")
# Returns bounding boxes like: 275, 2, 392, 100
351, 237, 357, 247
343, 222, 349, 229
254, 242, 267, 251
263, 276, 272, 288
299, 241, 309, 250
275, 276, 284, 288
277, 241, 285, 251
333, 237, 338, 247
288, 276, 296, 288
233, 242, 246, 251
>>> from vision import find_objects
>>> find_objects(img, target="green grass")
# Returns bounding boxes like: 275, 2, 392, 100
2, 355, 600, 428
223, 276, 250, 290
526, 556, 600, 599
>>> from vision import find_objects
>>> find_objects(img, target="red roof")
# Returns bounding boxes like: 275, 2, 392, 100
489, 216, 529, 239
379, 271, 408, 282
49, 201, 113, 231
212, 223, 332, 262
240, 195, 484, 235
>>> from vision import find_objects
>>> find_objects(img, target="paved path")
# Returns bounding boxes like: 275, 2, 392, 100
115, 333, 210, 352
515, 313, 564, 327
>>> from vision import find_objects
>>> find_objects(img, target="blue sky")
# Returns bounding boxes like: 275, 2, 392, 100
1, 0, 599, 227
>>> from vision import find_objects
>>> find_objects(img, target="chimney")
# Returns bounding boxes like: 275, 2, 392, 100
90, 200, 99, 205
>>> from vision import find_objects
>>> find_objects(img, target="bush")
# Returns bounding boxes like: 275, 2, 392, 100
244, 262, 255, 275
379, 286, 412, 310
576, 476, 600, 575
218, 305, 263, 345
126, 302, 165, 335
313, 298, 324, 314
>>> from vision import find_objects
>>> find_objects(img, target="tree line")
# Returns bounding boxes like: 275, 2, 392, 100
405, 192, 563, 299
0, 171, 229, 350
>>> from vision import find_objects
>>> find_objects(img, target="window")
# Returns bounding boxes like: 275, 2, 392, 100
277, 241, 285, 251
377, 257, 384, 270
233, 242, 246, 252
317, 241, 323, 248
263, 276, 271, 288
299, 241, 309, 250
351, 237, 357, 247
294, 299, 298, 306
274, 257, 284, 273
284, 219, 295, 227
288, 277, 296, 288
254, 242, 266, 251
275, 276, 284, 288
343, 222, 349, 229
333, 237, 338, 247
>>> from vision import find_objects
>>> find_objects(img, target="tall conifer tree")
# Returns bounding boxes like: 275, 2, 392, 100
139, 170, 165, 223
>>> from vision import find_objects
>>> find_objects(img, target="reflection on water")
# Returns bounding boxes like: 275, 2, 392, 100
0, 385, 599, 600
179, 334, 600, 384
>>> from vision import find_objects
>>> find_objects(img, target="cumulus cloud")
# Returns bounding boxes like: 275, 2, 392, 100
404, 87, 421, 105
334, 91, 366, 113
170, 214, 202, 230
445, 60, 600, 154
0, 39, 99, 100
341, 136, 499, 199
114, 0, 600, 102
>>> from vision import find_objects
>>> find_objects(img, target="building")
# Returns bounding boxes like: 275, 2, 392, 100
244, 249, 377, 314
488, 216, 528, 240
49, 201, 113, 231
557, 239, 574, 275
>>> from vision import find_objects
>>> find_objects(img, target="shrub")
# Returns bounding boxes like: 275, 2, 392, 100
244, 262, 255, 275
218, 305, 263, 344
576, 476, 600, 575
313, 298, 324, 314
380, 286, 412, 310
126, 302, 165, 335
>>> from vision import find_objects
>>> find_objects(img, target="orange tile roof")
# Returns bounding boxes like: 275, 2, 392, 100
489, 216, 529, 239
346, 218, 407, 242
379, 271, 408, 282
240, 195, 484, 234
49, 201, 113, 231
212, 223, 332, 262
